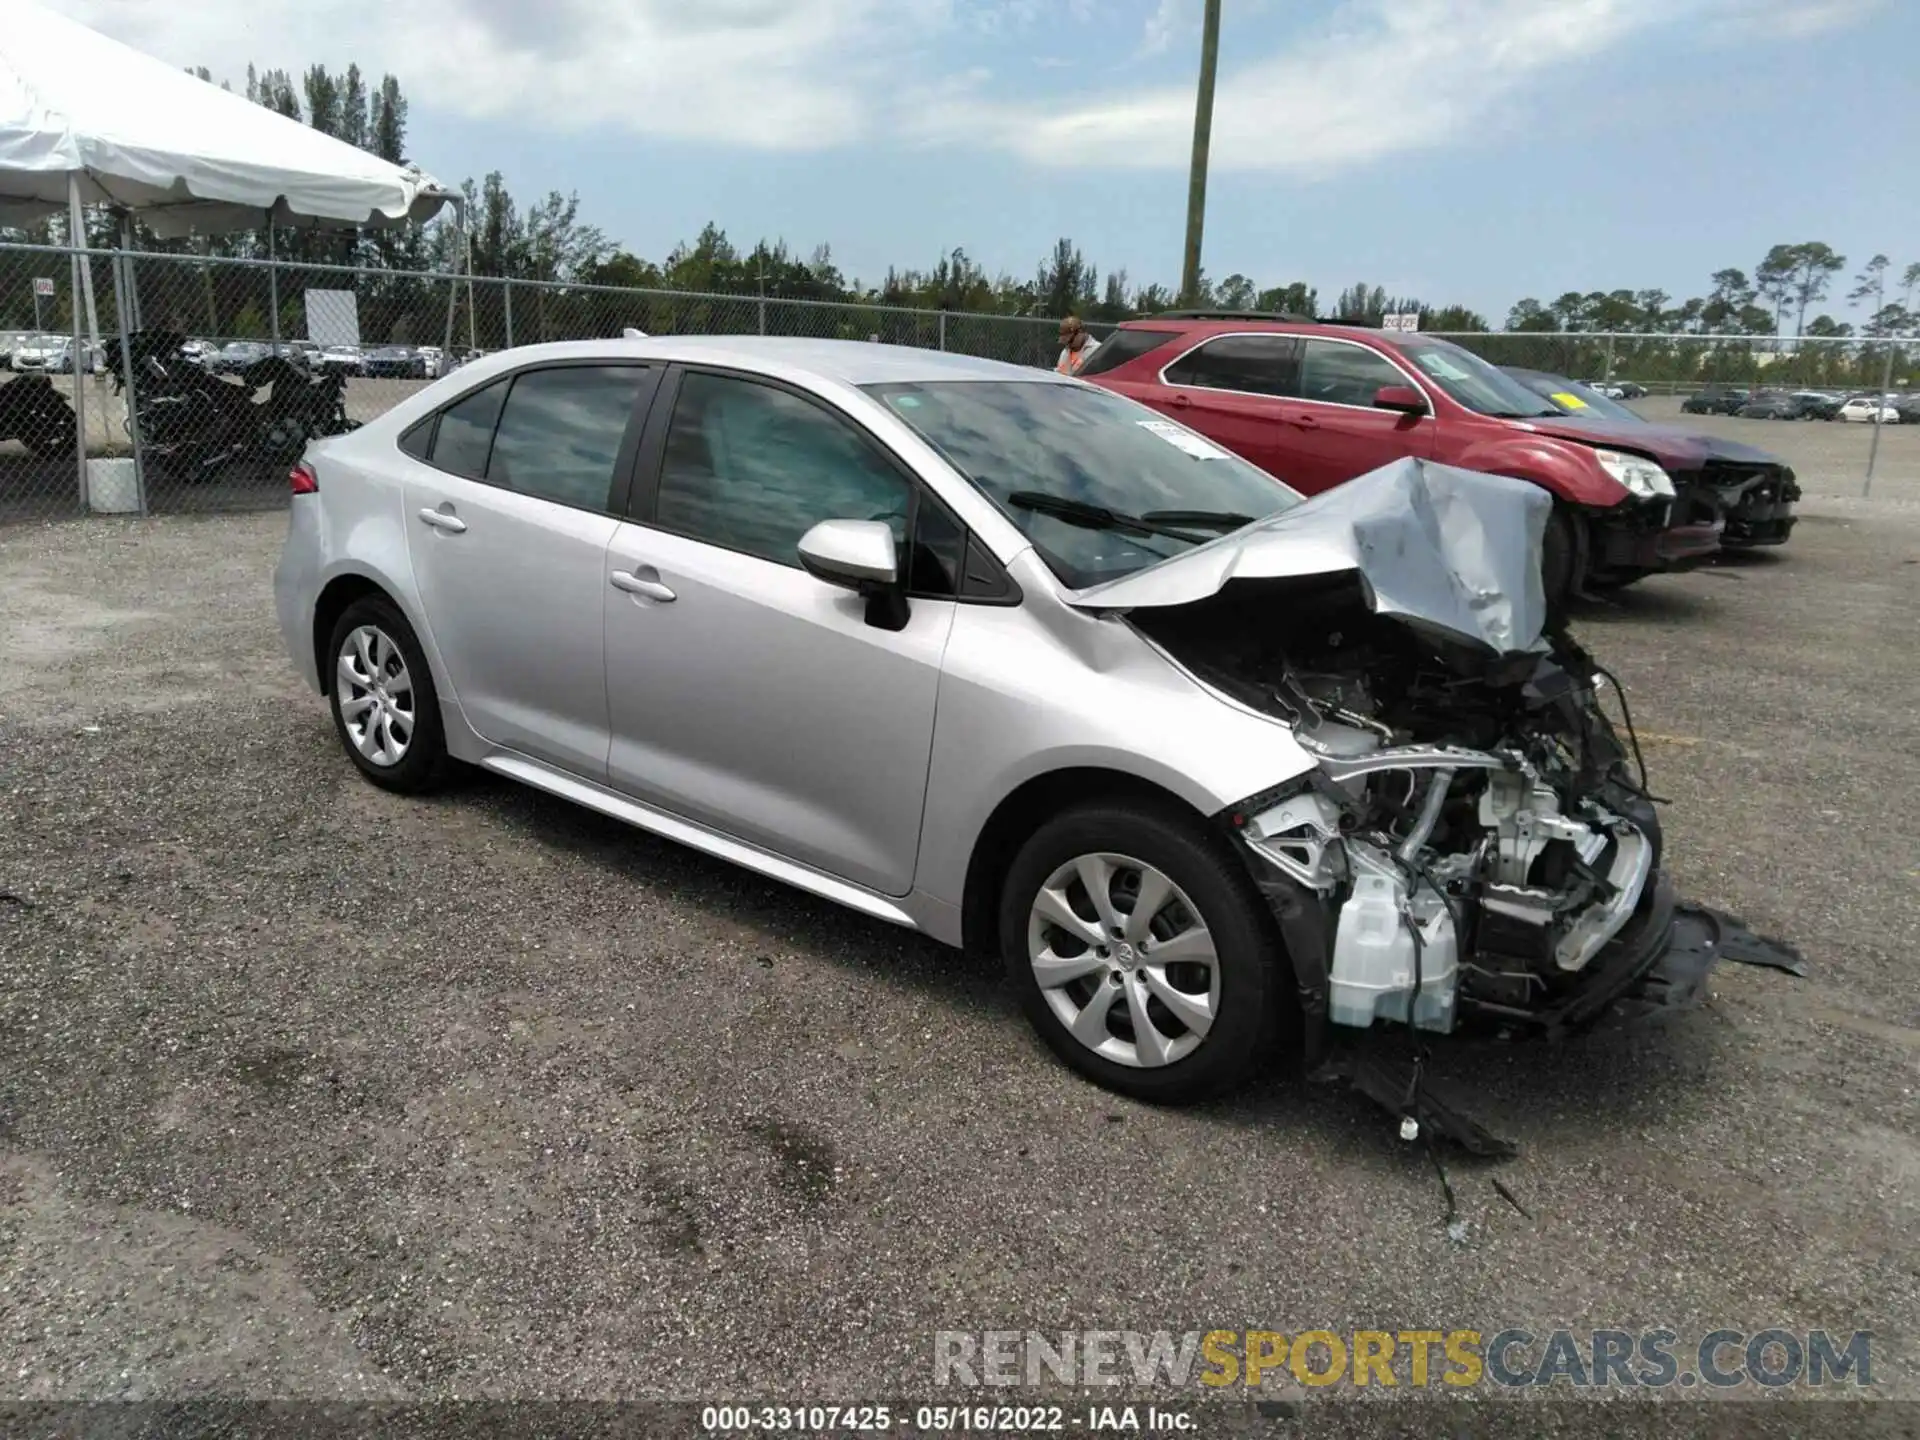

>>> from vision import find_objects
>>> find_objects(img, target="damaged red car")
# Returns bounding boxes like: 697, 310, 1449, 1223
1081, 315, 1723, 604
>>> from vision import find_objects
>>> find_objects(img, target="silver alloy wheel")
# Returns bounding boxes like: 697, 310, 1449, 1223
335, 623, 415, 767
1027, 851, 1219, 1069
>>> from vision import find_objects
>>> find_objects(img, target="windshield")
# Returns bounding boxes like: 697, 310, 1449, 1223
1398, 339, 1561, 418
1504, 369, 1646, 425
864, 380, 1301, 588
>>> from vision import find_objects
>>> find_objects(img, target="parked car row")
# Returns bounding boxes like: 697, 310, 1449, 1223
1, 332, 105, 374
276, 333, 1743, 1107
184, 339, 448, 379
1683, 384, 1911, 422
1080, 312, 1796, 605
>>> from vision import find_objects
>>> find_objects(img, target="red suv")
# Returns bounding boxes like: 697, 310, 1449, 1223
1080, 314, 1722, 603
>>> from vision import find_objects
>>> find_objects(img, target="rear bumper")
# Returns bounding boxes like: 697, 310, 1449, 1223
273, 503, 324, 693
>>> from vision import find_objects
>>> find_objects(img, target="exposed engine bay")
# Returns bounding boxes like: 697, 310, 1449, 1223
1133, 573, 1679, 1038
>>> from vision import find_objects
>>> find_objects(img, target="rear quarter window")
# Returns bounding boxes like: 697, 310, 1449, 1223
1075, 328, 1182, 376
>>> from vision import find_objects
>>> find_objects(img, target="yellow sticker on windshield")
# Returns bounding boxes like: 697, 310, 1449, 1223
1550, 392, 1589, 410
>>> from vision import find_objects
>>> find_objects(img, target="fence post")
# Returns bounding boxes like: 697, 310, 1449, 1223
266, 219, 280, 349
1602, 332, 1615, 384
1864, 339, 1894, 498
65, 187, 89, 508
939, 311, 947, 352
503, 278, 513, 349
109, 246, 149, 516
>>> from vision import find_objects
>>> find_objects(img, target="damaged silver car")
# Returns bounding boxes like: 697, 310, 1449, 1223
274, 338, 1728, 1106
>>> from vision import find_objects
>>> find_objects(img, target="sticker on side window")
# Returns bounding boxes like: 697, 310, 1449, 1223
1137, 419, 1231, 459
1550, 391, 1589, 410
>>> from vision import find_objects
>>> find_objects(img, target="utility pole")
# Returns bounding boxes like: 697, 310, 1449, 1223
1179, 0, 1222, 307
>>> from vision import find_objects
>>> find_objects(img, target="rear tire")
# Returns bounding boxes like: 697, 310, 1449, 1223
999, 799, 1285, 1103
327, 596, 450, 794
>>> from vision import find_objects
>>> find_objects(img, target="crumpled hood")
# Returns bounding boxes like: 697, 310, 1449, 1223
1513, 415, 1785, 472
1064, 457, 1550, 654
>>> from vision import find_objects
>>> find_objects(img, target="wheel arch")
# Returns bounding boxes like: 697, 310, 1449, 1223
959, 766, 1219, 957
310, 569, 452, 705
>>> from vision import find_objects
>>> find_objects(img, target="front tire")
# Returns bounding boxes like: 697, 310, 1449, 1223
999, 800, 1285, 1103
327, 596, 450, 793
1541, 504, 1584, 613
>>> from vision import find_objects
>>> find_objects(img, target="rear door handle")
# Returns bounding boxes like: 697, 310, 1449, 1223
1286, 412, 1320, 430
1166, 393, 1192, 410
610, 569, 676, 602
417, 507, 467, 533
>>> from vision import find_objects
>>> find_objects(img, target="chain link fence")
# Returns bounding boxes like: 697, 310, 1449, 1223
1, 235, 1909, 523
0, 240, 1081, 524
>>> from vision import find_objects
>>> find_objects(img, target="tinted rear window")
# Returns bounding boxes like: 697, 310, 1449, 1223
1074, 328, 1181, 377
485, 365, 648, 511
430, 378, 508, 478
1163, 334, 1300, 396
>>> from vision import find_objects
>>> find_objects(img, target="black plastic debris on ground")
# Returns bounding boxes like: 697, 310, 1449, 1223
1335, 1051, 1518, 1159
1708, 909, 1811, 977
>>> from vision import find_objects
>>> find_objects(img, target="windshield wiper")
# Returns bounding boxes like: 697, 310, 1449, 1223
1140, 508, 1255, 530
1007, 491, 1216, 543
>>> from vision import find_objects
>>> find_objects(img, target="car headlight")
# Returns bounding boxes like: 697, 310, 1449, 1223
1593, 448, 1675, 500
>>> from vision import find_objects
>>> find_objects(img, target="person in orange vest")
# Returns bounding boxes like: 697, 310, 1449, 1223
1055, 315, 1100, 376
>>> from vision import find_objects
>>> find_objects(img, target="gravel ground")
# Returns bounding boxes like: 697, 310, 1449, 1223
1, 501, 1917, 1427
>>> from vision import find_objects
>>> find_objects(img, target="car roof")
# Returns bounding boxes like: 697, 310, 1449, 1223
439, 336, 1070, 387
1112, 315, 1430, 347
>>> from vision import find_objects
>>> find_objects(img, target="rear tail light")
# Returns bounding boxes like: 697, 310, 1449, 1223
289, 461, 318, 495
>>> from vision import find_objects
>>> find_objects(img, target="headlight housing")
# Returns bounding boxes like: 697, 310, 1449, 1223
1593, 448, 1675, 500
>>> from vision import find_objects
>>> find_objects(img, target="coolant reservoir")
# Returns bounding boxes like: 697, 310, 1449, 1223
1328, 851, 1458, 1032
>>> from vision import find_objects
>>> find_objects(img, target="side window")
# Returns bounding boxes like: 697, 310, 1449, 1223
429, 378, 508, 478
485, 366, 648, 511
1161, 335, 1299, 397
1075, 328, 1182, 377
398, 415, 435, 460
1296, 340, 1409, 408
654, 372, 913, 568
908, 493, 966, 598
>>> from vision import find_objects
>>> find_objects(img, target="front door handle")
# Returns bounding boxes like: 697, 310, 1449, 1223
1286, 412, 1321, 430
417, 507, 467, 533
1166, 393, 1192, 410
610, 569, 676, 602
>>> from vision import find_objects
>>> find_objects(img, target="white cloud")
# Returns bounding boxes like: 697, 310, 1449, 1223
907, 0, 1879, 174
43, 0, 944, 150
1138, 0, 1189, 56
40, 0, 1881, 174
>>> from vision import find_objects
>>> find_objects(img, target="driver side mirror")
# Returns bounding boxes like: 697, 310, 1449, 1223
1372, 384, 1428, 417
798, 518, 909, 631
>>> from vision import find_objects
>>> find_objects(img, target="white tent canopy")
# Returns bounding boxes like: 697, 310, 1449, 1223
0, 0, 454, 236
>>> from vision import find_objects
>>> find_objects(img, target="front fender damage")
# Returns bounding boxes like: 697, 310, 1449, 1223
1100, 462, 1805, 1154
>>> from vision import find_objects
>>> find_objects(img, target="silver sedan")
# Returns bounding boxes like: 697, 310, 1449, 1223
275, 336, 1715, 1102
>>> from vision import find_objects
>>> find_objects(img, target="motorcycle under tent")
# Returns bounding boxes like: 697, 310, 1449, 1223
0, 0, 458, 512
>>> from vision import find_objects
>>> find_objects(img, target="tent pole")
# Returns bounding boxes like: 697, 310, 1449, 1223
120, 213, 143, 330
267, 213, 281, 349
67, 175, 90, 509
